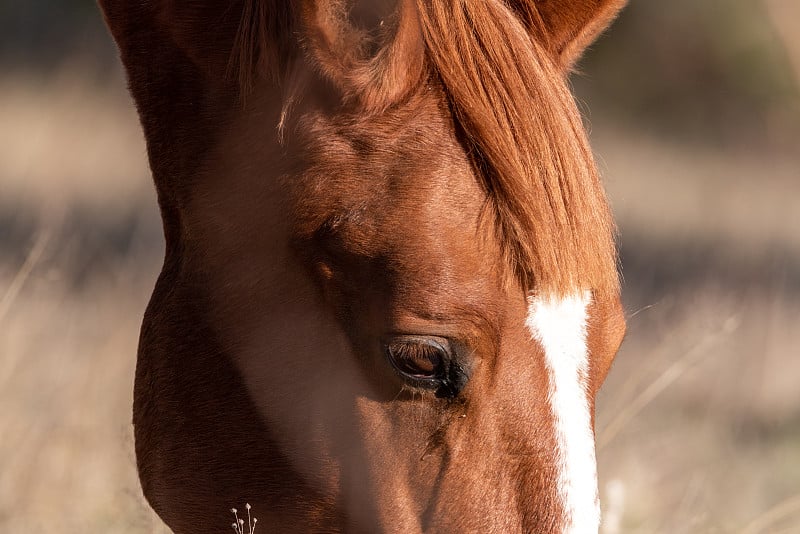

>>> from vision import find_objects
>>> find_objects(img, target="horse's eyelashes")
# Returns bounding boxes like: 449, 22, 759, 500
384, 336, 450, 386
387, 340, 445, 378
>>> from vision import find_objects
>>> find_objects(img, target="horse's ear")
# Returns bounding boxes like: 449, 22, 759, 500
299, 0, 425, 112
518, 0, 627, 71
98, 0, 245, 80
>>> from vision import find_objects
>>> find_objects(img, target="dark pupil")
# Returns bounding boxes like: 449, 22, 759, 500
388, 341, 443, 378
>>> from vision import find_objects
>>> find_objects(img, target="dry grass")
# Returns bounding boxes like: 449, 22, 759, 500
0, 72, 166, 532
1, 71, 798, 532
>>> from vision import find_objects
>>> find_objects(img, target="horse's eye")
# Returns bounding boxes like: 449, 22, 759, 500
384, 336, 470, 398
385, 337, 449, 383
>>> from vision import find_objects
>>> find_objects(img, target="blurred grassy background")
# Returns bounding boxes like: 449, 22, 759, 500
1, 1, 799, 532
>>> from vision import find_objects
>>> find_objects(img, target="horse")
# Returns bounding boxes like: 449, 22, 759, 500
99, 1, 628, 531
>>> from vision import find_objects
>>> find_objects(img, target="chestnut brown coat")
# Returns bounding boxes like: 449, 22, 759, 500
99, 0, 628, 532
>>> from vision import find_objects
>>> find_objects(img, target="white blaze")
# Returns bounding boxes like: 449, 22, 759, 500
526, 293, 599, 534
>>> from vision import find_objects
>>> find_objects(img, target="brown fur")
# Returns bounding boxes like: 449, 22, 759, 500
236, 0, 622, 298
98, 0, 628, 531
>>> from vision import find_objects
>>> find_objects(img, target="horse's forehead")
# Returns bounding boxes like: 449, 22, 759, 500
293, 103, 485, 250
300, 95, 459, 173
284, 108, 506, 322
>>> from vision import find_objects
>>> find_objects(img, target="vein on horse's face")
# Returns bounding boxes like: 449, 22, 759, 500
527, 293, 599, 534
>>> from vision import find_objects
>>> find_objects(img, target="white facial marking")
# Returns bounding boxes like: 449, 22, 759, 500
526, 292, 599, 534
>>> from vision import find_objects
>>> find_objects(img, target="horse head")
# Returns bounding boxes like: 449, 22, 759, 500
100, 1, 627, 531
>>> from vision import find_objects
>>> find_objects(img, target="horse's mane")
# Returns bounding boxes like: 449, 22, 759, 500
234, 0, 619, 299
